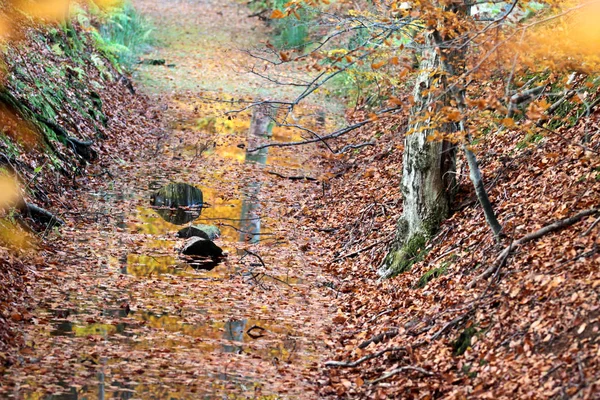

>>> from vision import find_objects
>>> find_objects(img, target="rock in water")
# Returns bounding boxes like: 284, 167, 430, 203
177, 226, 209, 240
177, 224, 221, 240
182, 237, 223, 258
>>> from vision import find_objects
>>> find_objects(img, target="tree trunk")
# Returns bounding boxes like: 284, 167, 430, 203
378, 32, 457, 279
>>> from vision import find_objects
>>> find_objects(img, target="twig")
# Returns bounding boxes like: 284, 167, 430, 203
581, 215, 600, 236
266, 171, 317, 181
430, 309, 473, 341
336, 141, 375, 154
332, 240, 384, 263
358, 328, 399, 349
467, 208, 599, 289
540, 362, 566, 381
246, 325, 266, 338
247, 107, 401, 152
324, 347, 406, 368
369, 365, 434, 385
242, 249, 267, 268
360, 308, 397, 328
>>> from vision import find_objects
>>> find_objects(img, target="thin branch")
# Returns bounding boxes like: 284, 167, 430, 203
337, 141, 375, 154
324, 347, 406, 368
266, 171, 317, 181
332, 240, 385, 263
248, 107, 401, 152
581, 215, 600, 236
369, 365, 434, 385
467, 208, 599, 288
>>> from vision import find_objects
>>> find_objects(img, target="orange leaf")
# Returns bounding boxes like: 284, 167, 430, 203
371, 60, 386, 69
501, 117, 515, 128
270, 10, 285, 19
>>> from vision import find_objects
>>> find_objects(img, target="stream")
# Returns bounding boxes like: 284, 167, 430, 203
6, 0, 336, 398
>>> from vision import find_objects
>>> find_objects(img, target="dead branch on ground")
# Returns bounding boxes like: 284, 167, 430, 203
324, 346, 407, 368
369, 365, 434, 385
467, 207, 599, 289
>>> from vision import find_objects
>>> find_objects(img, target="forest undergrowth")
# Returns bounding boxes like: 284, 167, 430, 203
0, 6, 158, 374
306, 99, 600, 397
0, 0, 599, 398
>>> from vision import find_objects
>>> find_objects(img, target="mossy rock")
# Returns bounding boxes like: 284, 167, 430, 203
181, 237, 223, 258
177, 224, 221, 240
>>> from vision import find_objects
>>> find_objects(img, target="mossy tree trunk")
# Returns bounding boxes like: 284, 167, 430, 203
378, 31, 458, 279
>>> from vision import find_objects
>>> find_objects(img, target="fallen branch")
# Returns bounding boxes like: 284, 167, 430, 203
324, 346, 407, 368
21, 202, 65, 227
358, 328, 399, 349
332, 240, 384, 263
430, 309, 473, 341
369, 365, 434, 385
467, 208, 599, 289
336, 141, 375, 154
507, 85, 546, 118
37, 116, 97, 161
266, 171, 317, 181
360, 308, 397, 328
581, 215, 600, 236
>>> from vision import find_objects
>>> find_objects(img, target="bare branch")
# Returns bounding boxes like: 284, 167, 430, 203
324, 347, 407, 368
467, 208, 600, 288
369, 365, 434, 385
247, 107, 401, 152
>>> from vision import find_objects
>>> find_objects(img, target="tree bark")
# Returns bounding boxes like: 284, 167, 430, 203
378, 32, 457, 279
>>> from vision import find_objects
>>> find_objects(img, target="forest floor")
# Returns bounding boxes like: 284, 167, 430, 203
1, 0, 599, 399
0, 0, 339, 398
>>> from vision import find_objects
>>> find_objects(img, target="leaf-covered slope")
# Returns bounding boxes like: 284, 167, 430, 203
307, 106, 600, 398
0, 14, 156, 370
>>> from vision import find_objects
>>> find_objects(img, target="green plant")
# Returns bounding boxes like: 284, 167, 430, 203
516, 132, 544, 149
88, 1, 154, 70
453, 325, 479, 356
271, 11, 310, 48
461, 363, 478, 379
416, 264, 448, 288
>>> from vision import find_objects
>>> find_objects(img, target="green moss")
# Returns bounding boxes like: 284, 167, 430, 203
461, 363, 478, 379
416, 264, 448, 288
452, 326, 479, 356
382, 232, 428, 278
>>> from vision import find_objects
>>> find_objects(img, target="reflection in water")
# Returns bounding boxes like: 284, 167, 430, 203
239, 104, 273, 244
24, 103, 324, 400
223, 319, 246, 353
126, 254, 182, 276
150, 182, 203, 225
50, 320, 129, 338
